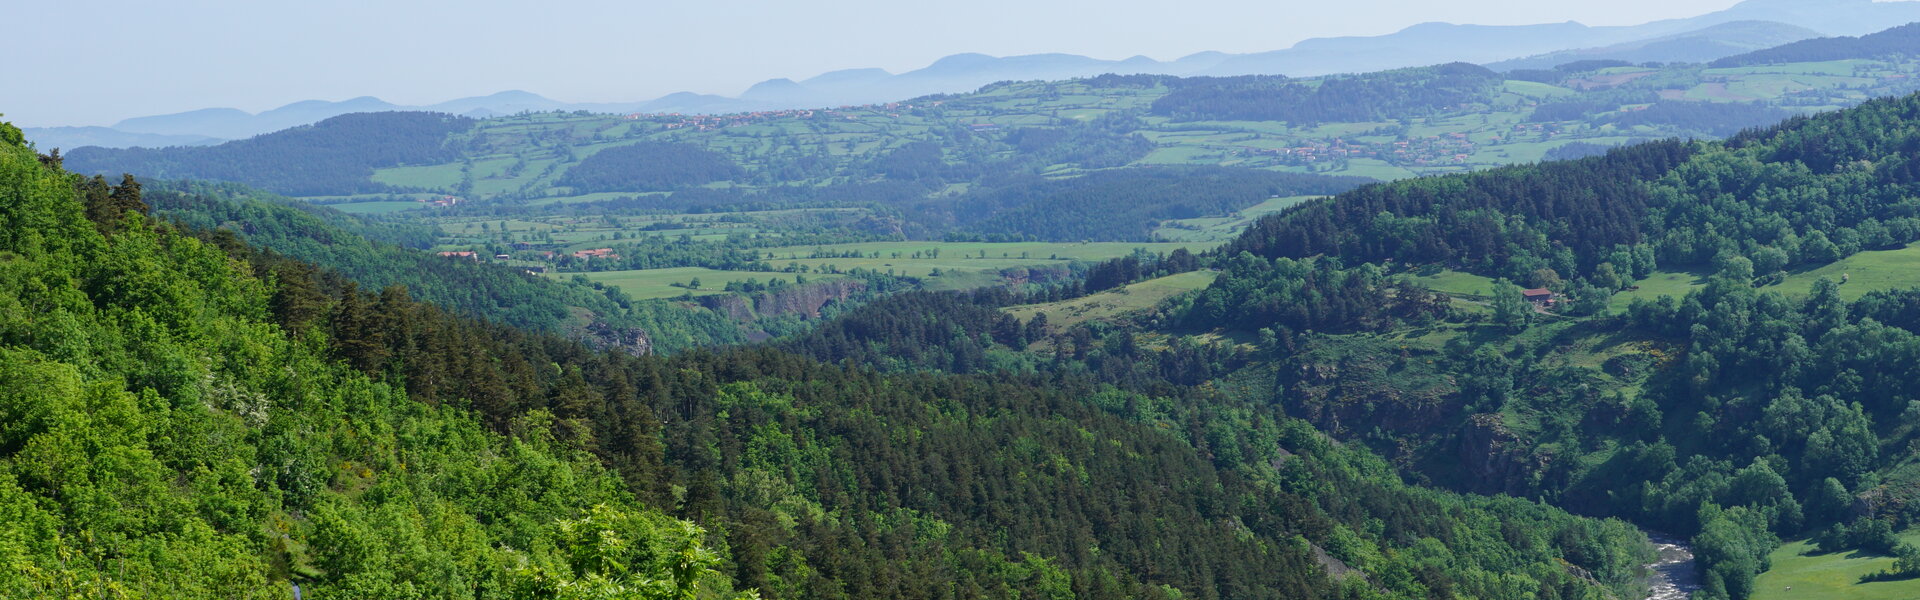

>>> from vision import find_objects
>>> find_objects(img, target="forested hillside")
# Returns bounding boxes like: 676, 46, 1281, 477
0, 120, 749, 599
930, 167, 1371, 241
0, 119, 1665, 598
1163, 92, 1920, 599
64, 112, 473, 196
739, 89, 1920, 600
1711, 22, 1920, 67
558, 141, 744, 193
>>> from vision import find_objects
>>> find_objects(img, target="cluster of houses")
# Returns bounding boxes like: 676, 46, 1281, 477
436, 250, 516, 261
436, 249, 548, 275
650, 110, 820, 132
531, 248, 620, 261
1235, 133, 1481, 167
415, 195, 463, 208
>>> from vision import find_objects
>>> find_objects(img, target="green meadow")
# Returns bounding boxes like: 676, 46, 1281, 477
1752, 535, 1920, 600
1005, 270, 1220, 327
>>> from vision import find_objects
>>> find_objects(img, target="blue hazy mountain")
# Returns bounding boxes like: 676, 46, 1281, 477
22, 126, 223, 150
1486, 20, 1824, 72
60, 0, 1920, 146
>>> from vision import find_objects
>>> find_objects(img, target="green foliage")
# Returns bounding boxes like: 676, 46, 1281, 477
941, 166, 1369, 242
1694, 505, 1779, 600
559, 142, 743, 193
0, 131, 739, 599
1489, 279, 1534, 331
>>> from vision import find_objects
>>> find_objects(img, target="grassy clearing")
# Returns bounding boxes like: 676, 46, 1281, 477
1404, 269, 1500, 298
1614, 242, 1920, 308
371, 164, 464, 190
1752, 534, 1920, 600
1154, 195, 1322, 242
1771, 242, 1920, 301
1004, 270, 1220, 327
568, 267, 837, 301
1611, 270, 1711, 310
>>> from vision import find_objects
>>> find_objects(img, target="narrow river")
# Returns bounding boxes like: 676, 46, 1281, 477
1644, 534, 1700, 600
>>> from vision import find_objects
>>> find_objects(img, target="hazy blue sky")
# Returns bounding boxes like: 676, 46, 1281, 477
6, 0, 1759, 127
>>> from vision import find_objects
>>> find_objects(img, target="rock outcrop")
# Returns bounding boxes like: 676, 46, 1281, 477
699, 278, 867, 322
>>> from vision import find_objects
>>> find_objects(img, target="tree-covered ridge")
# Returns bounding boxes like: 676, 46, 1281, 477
558, 141, 744, 193
2, 119, 1662, 599
1120, 91, 1920, 600
1149, 63, 1504, 125
1221, 92, 1920, 287
1711, 22, 1920, 68
1219, 139, 1696, 280
65, 112, 474, 196
931, 166, 1371, 242
0, 122, 748, 599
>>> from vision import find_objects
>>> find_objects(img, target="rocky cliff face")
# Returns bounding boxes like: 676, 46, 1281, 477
581, 322, 654, 356
699, 278, 867, 322
1457, 413, 1546, 496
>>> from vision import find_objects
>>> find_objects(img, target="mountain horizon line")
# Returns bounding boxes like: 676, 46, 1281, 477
24, 0, 1920, 149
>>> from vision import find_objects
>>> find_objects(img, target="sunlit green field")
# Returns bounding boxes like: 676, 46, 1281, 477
1752, 535, 1920, 600
1004, 270, 1219, 327
1772, 242, 1920, 301
1155, 195, 1321, 241
1613, 241, 1920, 309
1404, 269, 1500, 298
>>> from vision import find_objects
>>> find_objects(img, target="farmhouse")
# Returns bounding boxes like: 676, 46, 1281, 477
1522, 288, 1555, 306
437, 251, 479, 260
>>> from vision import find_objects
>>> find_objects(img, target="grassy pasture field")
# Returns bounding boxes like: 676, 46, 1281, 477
1404, 269, 1500, 298
1154, 195, 1322, 241
569, 267, 838, 300
1613, 241, 1920, 308
371, 164, 464, 189
1004, 270, 1220, 327
1752, 534, 1920, 600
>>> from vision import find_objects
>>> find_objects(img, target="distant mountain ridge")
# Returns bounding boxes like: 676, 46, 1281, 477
32, 0, 1920, 148
20, 126, 222, 150
1486, 20, 1824, 72
1711, 21, 1920, 67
